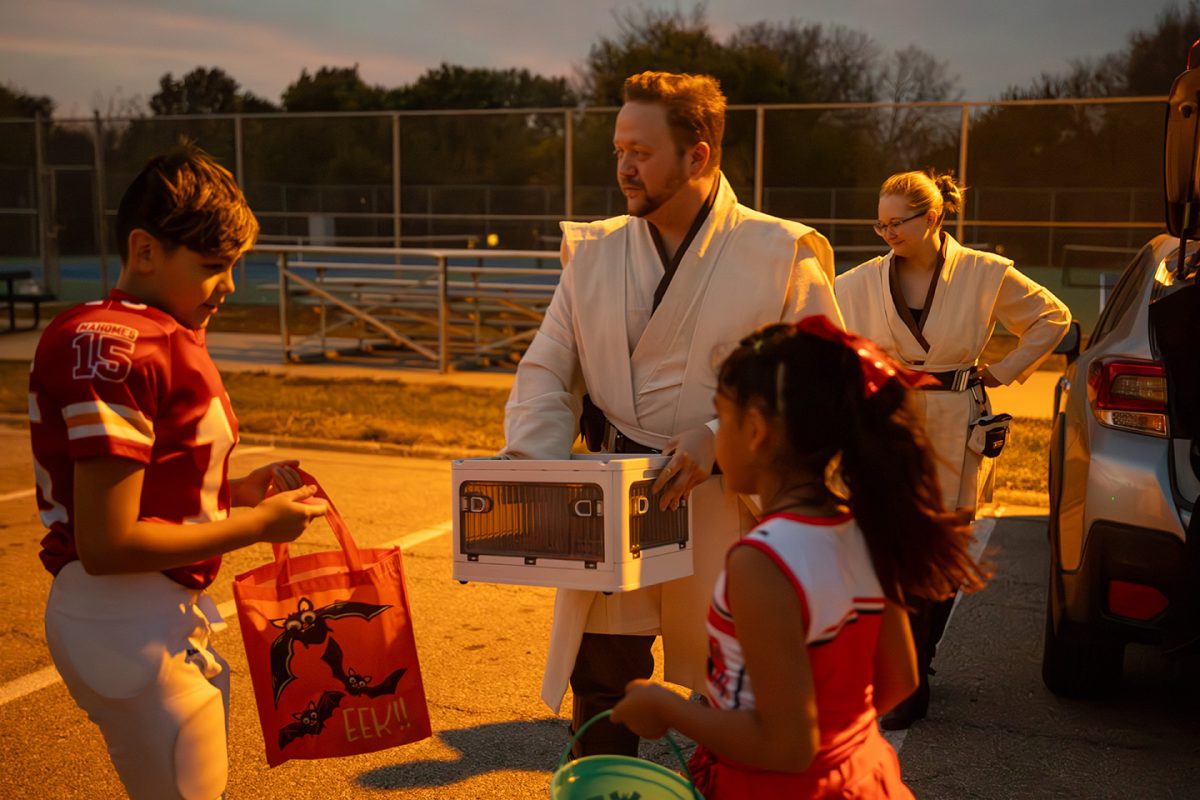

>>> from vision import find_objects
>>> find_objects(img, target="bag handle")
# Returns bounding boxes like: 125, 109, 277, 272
557, 709, 700, 799
271, 469, 363, 586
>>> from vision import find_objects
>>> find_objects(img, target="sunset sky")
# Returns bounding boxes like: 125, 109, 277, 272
0, 0, 1185, 116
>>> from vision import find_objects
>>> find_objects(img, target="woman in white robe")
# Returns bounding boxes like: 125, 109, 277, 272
835, 169, 1070, 729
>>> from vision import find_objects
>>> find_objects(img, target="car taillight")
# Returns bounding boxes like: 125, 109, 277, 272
1107, 580, 1169, 622
1087, 358, 1168, 437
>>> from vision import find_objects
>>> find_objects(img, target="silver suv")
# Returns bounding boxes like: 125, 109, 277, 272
1043, 233, 1199, 695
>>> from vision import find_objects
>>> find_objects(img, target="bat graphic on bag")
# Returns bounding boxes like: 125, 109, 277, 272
278, 691, 345, 748
321, 639, 408, 698
269, 597, 391, 705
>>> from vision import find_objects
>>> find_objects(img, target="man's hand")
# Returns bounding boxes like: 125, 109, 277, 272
652, 423, 715, 511
980, 366, 1002, 388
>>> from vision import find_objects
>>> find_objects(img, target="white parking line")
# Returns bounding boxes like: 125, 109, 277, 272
0, 521, 452, 708
0, 666, 61, 707
0, 448, 275, 505
3, 444, 456, 506
231, 446, 274, 458
0, 516, 1002, 745
882, 516, 997, 754
0, 489, 35, 503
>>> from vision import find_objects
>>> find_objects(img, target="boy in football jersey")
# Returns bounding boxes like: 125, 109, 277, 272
30, 145, 327, 799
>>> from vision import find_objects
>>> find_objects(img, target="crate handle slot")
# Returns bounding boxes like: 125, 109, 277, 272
464, 494, 492, 513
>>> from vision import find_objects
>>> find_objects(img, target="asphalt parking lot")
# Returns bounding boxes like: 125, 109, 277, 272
0, 427, 1196, 799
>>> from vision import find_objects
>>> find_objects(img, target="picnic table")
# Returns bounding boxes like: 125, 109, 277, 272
1, 269, 53, 333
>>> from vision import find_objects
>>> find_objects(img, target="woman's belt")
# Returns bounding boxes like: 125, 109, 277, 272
917, 366, 981, 392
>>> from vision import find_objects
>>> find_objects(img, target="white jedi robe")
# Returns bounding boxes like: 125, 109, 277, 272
835, 235, 1070, 510
502, 173, 840, 711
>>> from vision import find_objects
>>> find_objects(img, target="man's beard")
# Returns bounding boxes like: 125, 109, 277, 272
622, 166, 690, 218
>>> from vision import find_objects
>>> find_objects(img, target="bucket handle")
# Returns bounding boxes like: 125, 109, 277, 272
558, 709, 701, 800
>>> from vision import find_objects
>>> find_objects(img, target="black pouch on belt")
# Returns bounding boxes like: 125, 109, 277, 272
968, 412, 1013, 458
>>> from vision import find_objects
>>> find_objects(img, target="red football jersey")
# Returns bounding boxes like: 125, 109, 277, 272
30, 289, 238, 590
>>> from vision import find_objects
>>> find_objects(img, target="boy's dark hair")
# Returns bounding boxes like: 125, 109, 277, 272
718, 322, 989, 603
623, 71, 725, 174
116, 144, 258, 262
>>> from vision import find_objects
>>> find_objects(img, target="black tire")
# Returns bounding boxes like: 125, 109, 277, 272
1041, 569, 1124, 697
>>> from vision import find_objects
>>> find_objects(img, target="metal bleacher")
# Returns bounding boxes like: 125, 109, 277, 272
254, 244, 562, 372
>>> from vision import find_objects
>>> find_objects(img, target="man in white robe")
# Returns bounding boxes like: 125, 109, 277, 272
501, 71, 840, 756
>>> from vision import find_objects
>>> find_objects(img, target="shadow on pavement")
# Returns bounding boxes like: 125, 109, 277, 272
355, 717, 699, 791
355, 718, 566, 789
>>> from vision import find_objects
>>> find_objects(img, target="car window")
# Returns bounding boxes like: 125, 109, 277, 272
1088, 243, 1157, 349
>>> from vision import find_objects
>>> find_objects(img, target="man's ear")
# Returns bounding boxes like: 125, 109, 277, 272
688, 141, 712, 178
126, 229, 159, 275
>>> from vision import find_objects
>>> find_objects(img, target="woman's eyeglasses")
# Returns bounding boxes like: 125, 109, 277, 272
873, 211, 925, 237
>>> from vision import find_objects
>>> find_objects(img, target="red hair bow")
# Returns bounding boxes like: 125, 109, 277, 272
792, 315, 940, 398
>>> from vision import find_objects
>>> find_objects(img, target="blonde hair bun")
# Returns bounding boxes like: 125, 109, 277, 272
880, 169, 964, 224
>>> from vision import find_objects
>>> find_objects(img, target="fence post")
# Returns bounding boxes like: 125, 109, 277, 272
234, 114, 247, 285
278, 252, 290, 363
33, 113, 58, 297
234, 114, 244, 185
564, 109, 574, 219
92, 111, 110, 295
438, 255, 449, 373
392, 113, 402, 248
1047, 189, 1056, 268
957, 104, 969, 244
754, 106, 765, 211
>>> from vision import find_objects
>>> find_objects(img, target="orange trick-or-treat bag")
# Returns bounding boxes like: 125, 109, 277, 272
234, 472, 432, 766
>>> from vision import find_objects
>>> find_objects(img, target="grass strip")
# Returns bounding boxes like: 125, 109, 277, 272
1, 361, 1050, 500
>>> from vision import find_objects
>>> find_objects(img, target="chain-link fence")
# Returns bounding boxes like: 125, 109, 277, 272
0, 96, 1166, 333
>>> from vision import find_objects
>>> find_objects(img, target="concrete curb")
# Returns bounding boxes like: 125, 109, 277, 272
0, 414, 492, 462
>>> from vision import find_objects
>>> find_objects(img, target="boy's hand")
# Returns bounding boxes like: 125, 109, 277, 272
254, 485, 327, 543
232, 460, 304, 507
610, 679, 675, 740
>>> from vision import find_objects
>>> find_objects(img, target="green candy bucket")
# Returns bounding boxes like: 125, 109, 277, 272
549, 710, 703, 799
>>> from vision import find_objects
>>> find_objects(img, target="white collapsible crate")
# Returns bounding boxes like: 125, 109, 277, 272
451, 454, 693, 592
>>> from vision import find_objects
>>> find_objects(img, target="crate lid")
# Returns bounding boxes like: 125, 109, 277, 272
452, 454, 668, 471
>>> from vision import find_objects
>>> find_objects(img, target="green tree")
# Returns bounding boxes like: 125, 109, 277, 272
388, 64, 576, 109
582, 6, 730, 105
581, 7, 958, 105
573, 6, 963, 221
959, 4, 1198, 269
281, 66, 387, 112
0, 83, 54, 118
1002, 1, 1200, 100
150, 67, 275, 115
1122, 1, 1200, 94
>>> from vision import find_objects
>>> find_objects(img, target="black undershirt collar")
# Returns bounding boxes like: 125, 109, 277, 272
647, 175, 720, 313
